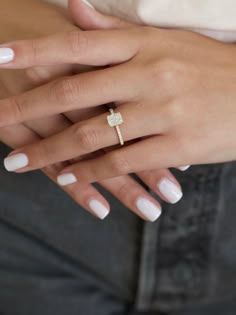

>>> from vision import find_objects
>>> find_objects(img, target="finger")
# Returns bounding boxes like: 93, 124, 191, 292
0, 28, 140, 68
0, 124, 110, 220
24, 116, 111, 220
65, 105, 191, 174
137, 169, 183, 204
0, 66, 137, 127
0, 115, 162, 222
64, 107, 107, 164
0, 124, 39, 147
100, 175, 161, 222
25, 114, 71, 137
177, 165, 191, 171
52, 108, 164, 221
25, 113, 163, 221
27, 105, 162, 222
64, 107, 106, 123
1, 108, 162, 222
69, 0, 134, 30
24, 64, 75, 86
56, 136, 190, 184
66, 106, 163, 221
45, 165, 111, 219
25, 114, 76, 166
0, 113, 164, 222
3, 102, 168, 172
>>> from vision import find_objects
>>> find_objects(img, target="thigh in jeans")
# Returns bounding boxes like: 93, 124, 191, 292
0, 143, 143, 315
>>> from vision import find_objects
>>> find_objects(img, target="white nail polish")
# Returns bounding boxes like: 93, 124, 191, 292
178, 165, 190, 171
57, 173, 77, 186
89, 199, 109, 220
0, 48, 14, 64
82, 0, 95, 9
4, 153, 29, 171
158, 178, 183, 204
136, 198, 162, 222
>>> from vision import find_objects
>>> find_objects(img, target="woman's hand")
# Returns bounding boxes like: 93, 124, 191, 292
0, 0, 112, 220
0, 13, 235, 182
0, 0, 184, 222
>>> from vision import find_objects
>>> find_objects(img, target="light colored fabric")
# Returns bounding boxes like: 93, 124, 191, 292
44, 0, 236, 42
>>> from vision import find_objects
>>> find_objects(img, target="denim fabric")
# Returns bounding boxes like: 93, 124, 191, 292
0, 143, 143, 315
0, 142, 235, 315
134, 163, 236, 313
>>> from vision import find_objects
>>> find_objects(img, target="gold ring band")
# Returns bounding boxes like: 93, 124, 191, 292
107, 108, 124, 146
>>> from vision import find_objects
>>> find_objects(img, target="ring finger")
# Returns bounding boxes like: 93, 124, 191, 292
25, 108, 164, 221
3, 102, 167, 172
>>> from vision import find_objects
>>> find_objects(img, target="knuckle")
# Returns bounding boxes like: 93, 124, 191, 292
52, 77, 79, 104
108, 152, 131, 175
150, 58, 183, 93
8, 96, 25, 123
67, 31, 89, 56
27, 39, 40, 64
164, 100, 186, 126
73, 123, 99, 152
24, 67, 51, 85
32, 144, 52, 168
117, 182, 131, 199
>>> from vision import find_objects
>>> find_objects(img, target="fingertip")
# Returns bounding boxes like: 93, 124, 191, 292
88, 199, 110, 220
4, 153, 29, 172
157, 178, 183, 204
0, 47, 15, 65
68, 0, 97, 29
136, 197, 162, 222
178, 165, 191, 171
69, 0, 131, 30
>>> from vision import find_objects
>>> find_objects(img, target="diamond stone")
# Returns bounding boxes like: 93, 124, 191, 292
107, 112, 123, 127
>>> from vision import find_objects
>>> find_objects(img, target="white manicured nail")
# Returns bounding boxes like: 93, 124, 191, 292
89, 199, 109, 220
57, 173, 77, 186
136, 197, 162, 222
4, 153, 29, 171
158, 178, 183, 204
178, 165, 190, 171
82, 0, 95, 9
0, 48, 14, 64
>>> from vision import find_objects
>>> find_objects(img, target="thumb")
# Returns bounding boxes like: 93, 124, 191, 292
68, 0, 134, 30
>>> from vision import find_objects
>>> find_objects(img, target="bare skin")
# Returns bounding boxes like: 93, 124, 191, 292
0, 0, 183, 221
0, 1, 235, 184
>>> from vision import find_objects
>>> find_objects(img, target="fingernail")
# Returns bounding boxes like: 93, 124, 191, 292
57, 173, 77, 186
0, 48, 14, 64
4, 153, 29, 171
89, 199, 110, 220
178, 165, 190, 171
82, 0, 95, 9
158, 178, 183, 204
136, 197, 162, 222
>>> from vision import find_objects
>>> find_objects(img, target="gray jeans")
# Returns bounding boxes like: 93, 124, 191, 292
0, 142, 235, 315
